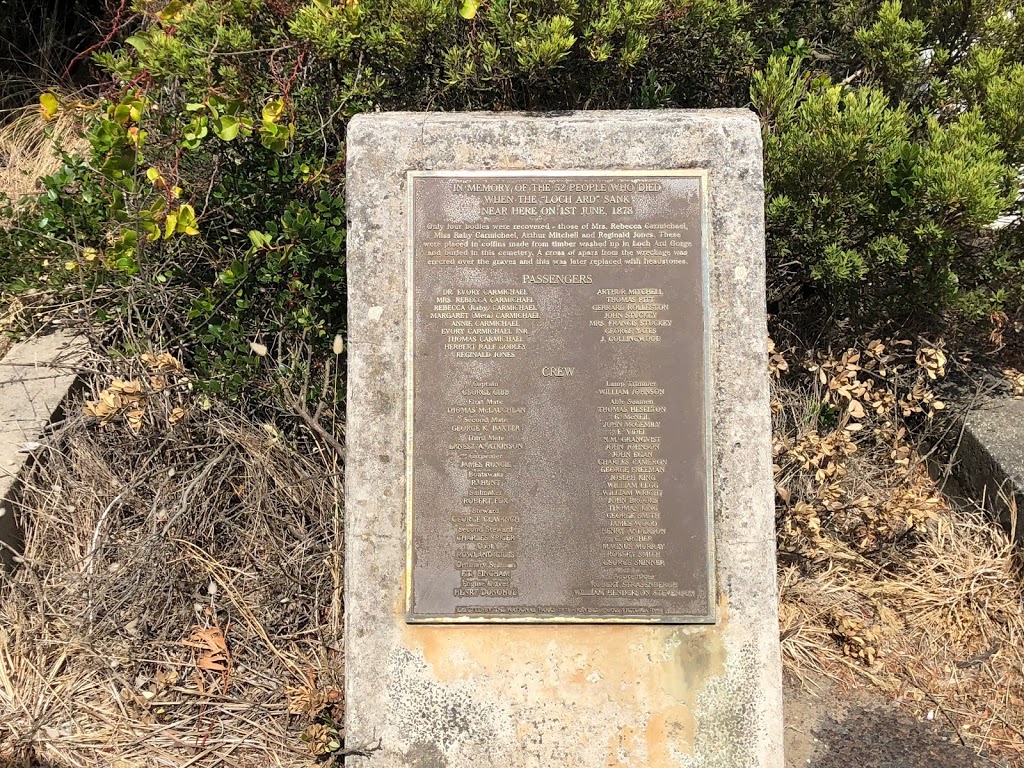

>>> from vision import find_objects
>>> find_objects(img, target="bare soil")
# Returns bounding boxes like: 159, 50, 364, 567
785, 672, 1006, 767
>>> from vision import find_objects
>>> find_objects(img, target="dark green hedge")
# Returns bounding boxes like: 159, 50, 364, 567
2, 0, 1022, 404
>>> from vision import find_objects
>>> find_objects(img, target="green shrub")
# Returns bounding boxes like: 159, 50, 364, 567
753, 53, 1018, 322
1, 0, 1022, 408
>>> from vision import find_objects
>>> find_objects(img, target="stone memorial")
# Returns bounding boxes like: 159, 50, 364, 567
345, 111, 783, 767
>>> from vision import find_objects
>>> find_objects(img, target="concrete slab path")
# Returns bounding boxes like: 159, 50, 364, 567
0, 331, 85, 566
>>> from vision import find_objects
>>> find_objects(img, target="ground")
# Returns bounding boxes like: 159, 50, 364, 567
784, 673, 1004, 768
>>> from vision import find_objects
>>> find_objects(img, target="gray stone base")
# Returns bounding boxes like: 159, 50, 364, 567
344, 111, 783, 767
0, 331, 84, 568
947, 397, 1024, 540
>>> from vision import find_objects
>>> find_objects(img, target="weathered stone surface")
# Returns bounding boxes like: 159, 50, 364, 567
345, 110, 783, 767
0, 331, 85, 567
949, 397, 1024, 540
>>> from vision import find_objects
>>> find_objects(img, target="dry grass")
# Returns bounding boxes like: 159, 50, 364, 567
0, 351, 345, 767
4, 329, 1022, 765
781, 498, 1024, 757
774, 338, 1024, 761
0, 105, 86, 206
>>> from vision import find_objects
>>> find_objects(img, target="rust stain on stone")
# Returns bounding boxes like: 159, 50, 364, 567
396, 591, 730, 763
644, 704, 695, 767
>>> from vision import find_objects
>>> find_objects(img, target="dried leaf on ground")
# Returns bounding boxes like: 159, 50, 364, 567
774, 337, 1024, 760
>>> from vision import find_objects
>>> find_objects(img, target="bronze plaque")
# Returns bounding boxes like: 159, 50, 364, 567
406, 171, 713, 623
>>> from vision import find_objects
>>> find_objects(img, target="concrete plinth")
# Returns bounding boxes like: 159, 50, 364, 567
344, 111, 783, 767
949, 397, 1024, 540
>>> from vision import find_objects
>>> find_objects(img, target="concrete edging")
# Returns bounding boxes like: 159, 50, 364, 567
947, 397, 1024, 541
0, 331, 85, 569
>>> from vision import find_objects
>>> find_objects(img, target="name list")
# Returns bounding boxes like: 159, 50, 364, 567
408, 172, 713, 623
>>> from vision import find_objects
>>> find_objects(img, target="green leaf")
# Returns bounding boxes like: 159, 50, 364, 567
113, 104, 132, 124
115, 256, 136, 273
213, 115, 239, 141
459, 0, 480, 19
100, 150, 136, 179
164, 212, 178, 239
124, 35, 150, 54
39, 92, 58, 121
182, 116, 208, 148
176, 204, 200, 236
158, 0, 185, 22
219, 260, 246, 285
261, 99, 284, 125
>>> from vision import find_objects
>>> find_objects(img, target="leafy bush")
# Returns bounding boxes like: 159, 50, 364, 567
1, 0, 1023, 407
1, 87, 347, 403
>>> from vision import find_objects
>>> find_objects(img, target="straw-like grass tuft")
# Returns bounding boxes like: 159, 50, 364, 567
0, 105, 86, 207
0, 351, 345, 767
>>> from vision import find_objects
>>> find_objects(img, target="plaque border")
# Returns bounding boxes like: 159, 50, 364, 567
405, 169, 715, 624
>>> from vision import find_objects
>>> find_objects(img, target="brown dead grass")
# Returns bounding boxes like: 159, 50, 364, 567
0, 350, 345, 768
4, 331, 1021, 764
774, 338, 1024, 761
781, 493, 1024, 757
0, 105, 86, 206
